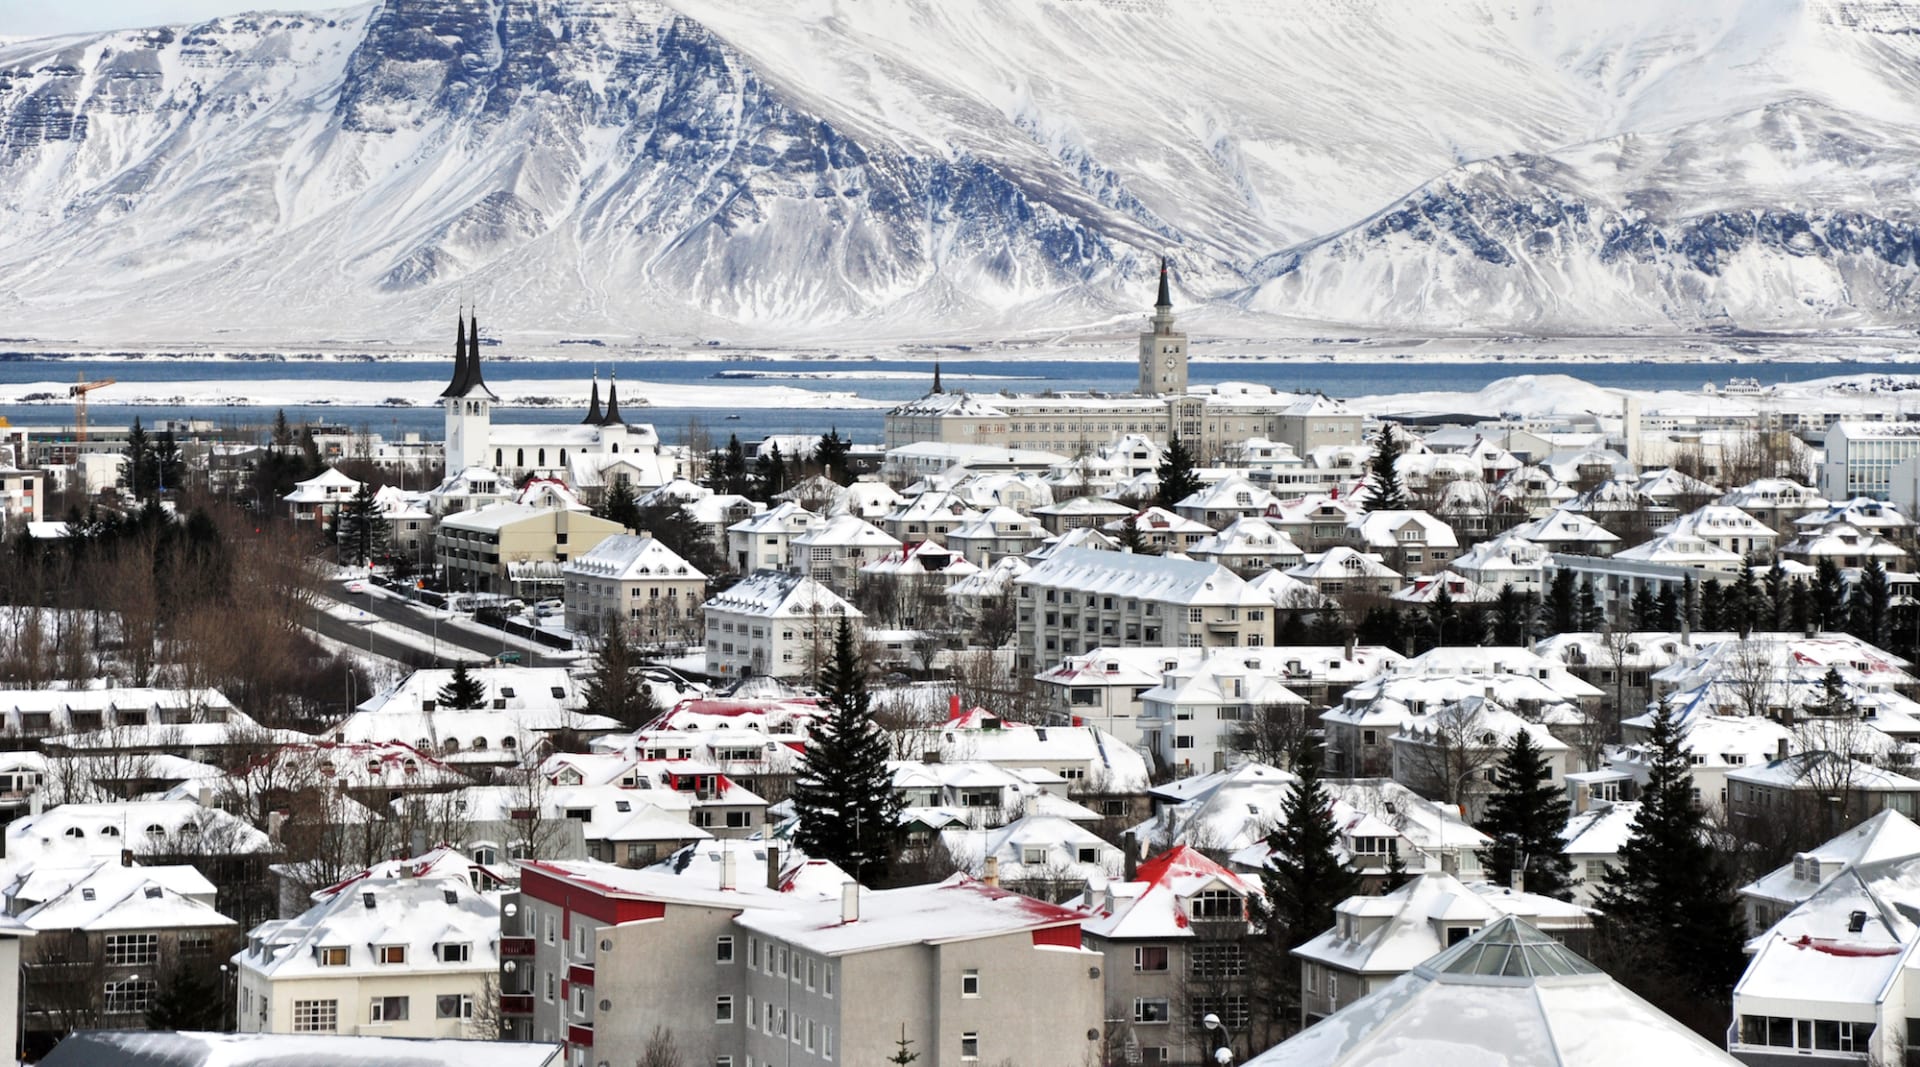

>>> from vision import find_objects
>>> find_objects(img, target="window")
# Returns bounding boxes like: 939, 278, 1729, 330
104, 933, 158, 967
961, 969, 980, 997
1134, 997, 1171, 1024
1189, 890, 1243, 920
1134, 945, 1169, 972
378, 945, 407, 964
180, 933, 213, 959
749, 937, 760, 970
1077, 846, 1100, 863
436, 994, 474, 1019
823, 964, 834, 997
370, 996, 409, 1023
716, 996, 735, 1024
806, 959, 816, 990
717, 936, 735, 963
1190, 942, 1245, 978
544, 971, 556, 1003
318, 946, 348, 967
1021, 846, 1047, 864
293, 999, 338, 1032
1190, 995, 1249, 1030
824, 1026, 835, 1060
103, 979, 155, 1015
1740, 1016, 1793, 1048
439, 942, 471, 963
544, 912, 556, 944
961, 1032, 980, 1060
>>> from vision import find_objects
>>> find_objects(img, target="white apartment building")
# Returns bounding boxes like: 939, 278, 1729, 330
561, 534, 706, 640
1823, 421, 1920, 502
1013, 548, 1274, 675
702, 570, 862, 680
726, 502, 821, 574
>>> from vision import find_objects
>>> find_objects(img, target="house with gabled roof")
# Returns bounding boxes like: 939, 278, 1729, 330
700, 570, 862, 681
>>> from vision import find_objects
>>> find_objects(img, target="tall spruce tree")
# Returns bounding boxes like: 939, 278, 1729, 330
1544, 568, 1577, 635
437, 662, 486, 709
816, 428, 852, 485
581, 618, 658, 729
1629, 585, 1658, 631
337, 481, 390, 566
1594, 700, 1747, 1009
1363, 423, 1409, 512
1153, 435, 1202, 510
1811, 556, 1846, 632
1851, 558, 1892, 648
1578, 576, 1604, 630
126, 418, 153, 499
791, 617, 900, 885
1475, 730, 1575, 899
1254, 734, 1360, 1033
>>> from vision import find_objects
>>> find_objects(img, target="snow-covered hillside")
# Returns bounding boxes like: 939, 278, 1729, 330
1, 0, 1918, 344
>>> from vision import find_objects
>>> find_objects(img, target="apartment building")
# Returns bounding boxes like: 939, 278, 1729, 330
702, 570, 863, 680
1013, 549, 1273, 674
561, 534, 707, 640
436, 504, 627, 597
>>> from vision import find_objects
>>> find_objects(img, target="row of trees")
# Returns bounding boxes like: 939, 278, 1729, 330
701, 429, 857, 504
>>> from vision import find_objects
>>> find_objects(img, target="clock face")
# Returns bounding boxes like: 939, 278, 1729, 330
1165, 357, 1177, 368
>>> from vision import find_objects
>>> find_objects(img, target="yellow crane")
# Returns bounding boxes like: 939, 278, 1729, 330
69, 374, 115, 443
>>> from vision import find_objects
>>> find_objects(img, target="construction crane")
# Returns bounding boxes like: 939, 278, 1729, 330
69, 374, 115, 444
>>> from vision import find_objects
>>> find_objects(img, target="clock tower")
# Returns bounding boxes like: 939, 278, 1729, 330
1137, 257, 1187, 397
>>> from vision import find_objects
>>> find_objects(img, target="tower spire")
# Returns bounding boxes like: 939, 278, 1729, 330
601, 368, 623, 425
1155, 256, 1171, 310
441, 308, 471, 397
932, 360, 944, 395
583, 367, 603, 425
465, 311, 488, 393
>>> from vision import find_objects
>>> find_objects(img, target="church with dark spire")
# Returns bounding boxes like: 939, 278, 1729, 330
436, 313, 669, 491
1137, 257, 1188, 397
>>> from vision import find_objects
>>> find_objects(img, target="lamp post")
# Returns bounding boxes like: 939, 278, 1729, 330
1202, 1011, 1236, 1066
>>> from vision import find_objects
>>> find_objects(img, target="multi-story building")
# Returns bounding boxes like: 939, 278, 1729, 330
235, 851, 503, 1040
560, 534, 706, 641
789, 514, 901, 589
1822, 420, 1920, 502
436, 504, 627, 597
1342, 510, 1459, 577
1036, 648, 1209, 748
726, 502, 821, 574
1080, 845, 1259, 1067
702, 570, 862, 680
1013, 549, 1274, 674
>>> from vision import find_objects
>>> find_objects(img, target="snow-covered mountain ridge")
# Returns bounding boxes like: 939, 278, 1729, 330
2, 0, 1919, 345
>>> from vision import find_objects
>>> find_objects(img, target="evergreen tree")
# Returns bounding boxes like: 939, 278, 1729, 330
708, 434, 750, 496
791, 617, 901, 884
270, 408, 294, 449
1656, 584, 1680, 631
597, 478, 642, 531
1116, 512, 1157, 555
635, 499, 724, 576
1851, 558, 1892, 648
126, 418, 153, 499
1153, 435, 1202, 510
1764, 560, 1791, 631
1699, 579, 1724, 632
1427, 582, 1457, 646
437, 662, 486, 710
297, 426, 323, 478
816, 428, 852, 485
1731, 559, 1760, 638
1253, 734, 1360, 1032
1491, 583, 1529, 645
580, 618, 658, 729
337, 481, 390, 566
1578, 576, 1604, 631
1475, 730, 1576, 899
1362, 423, 1409, 512
1543, 569, 1576, 635
1629, 585, 1658, 631
1809, 665, 1855, 720
145, 963, 227, 1032
886, 1025, 921, 1065
1681, 574, 1700, 632
752, 443, 789, 502
152, 429, 184, 493
1812, 556, 1846, 632
1594, 701, 1747, 1010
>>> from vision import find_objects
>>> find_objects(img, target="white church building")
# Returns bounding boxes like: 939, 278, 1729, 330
437, 313, 676, 492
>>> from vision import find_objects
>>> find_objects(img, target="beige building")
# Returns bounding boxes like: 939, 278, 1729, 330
1013, 548, 1274, 674
561, 534, 706, 641
436, 503, 627, 596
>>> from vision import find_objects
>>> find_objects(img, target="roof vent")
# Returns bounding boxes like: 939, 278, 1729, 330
143, 886, 162, 900
1849, 910, 1868, 933
362, 891, 376, 910
444, 889, 458, 905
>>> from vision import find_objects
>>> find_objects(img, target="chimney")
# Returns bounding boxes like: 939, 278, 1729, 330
409, 829, 428, 859
1344, 634, 1356, 662
1573, 784, 1589, 815
1776, 738, 1789, 763
266, 811, 288, 844
721, 851, 738, 892
196, 784, 213, 808
1122, 832, 1138, 882
840, 882, 859, 924
983, 855, 1000, 888
765, 845, 782, 891
120, 848, 133, 869
949, 694, 962, 720
1510, 865, 1525, 893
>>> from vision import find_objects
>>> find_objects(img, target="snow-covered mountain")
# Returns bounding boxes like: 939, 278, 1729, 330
2, 0, 1919, 345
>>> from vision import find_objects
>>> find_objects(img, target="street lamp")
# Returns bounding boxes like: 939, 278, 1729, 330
1202, 1011, 1236, 1066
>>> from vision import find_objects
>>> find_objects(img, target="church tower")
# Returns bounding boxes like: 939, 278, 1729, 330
441, 311, 498, 478
1137, 258, 1188, 397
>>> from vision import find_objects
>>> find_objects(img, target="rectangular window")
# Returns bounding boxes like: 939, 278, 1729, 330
378, 945, 407, 964
749, 937, 760, 970
104, 933, 158, 967
1134, 945, 1169, 972
370, 996, 409, 1023
179, 933, 214, 959
1190, 942, 1246, 978
806, 959, 816, 990
717, 936, 735, 963
439, 942, 471, 963
961, 1032, 980, 1060
961, 969, 980, 997
824, 964, 834, 997
544, 912, 556, 945
1134, 997, 1172, 1024
824, 1026, 835, 1061
318, 946, 348, 967
716, 996, 735, 1024
293, 999, 338, 1033
103, 979, 156, 1015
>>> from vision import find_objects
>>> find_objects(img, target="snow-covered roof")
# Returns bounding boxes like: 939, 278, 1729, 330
1080, 844, 1259, 940
564, 532, 705, 582
703, 569, 861, 621
40, 1031, 564, 1067
1740, 809, 1920, 909
1017, 547, 1266, 608
734, 873, 1092, 956
1294, 871, 1591, 976
239, 862, 501, 981
21, 861, 235, 933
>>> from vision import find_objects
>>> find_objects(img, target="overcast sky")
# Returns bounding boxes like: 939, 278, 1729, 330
0, 1, 289, 37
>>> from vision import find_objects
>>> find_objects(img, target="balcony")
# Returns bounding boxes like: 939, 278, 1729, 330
500, 937, 536, 958
567, 1024, 594, 1048
567, 963, 594, 987
1206, 618, 1242, 633
500, 994, 534, 1017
